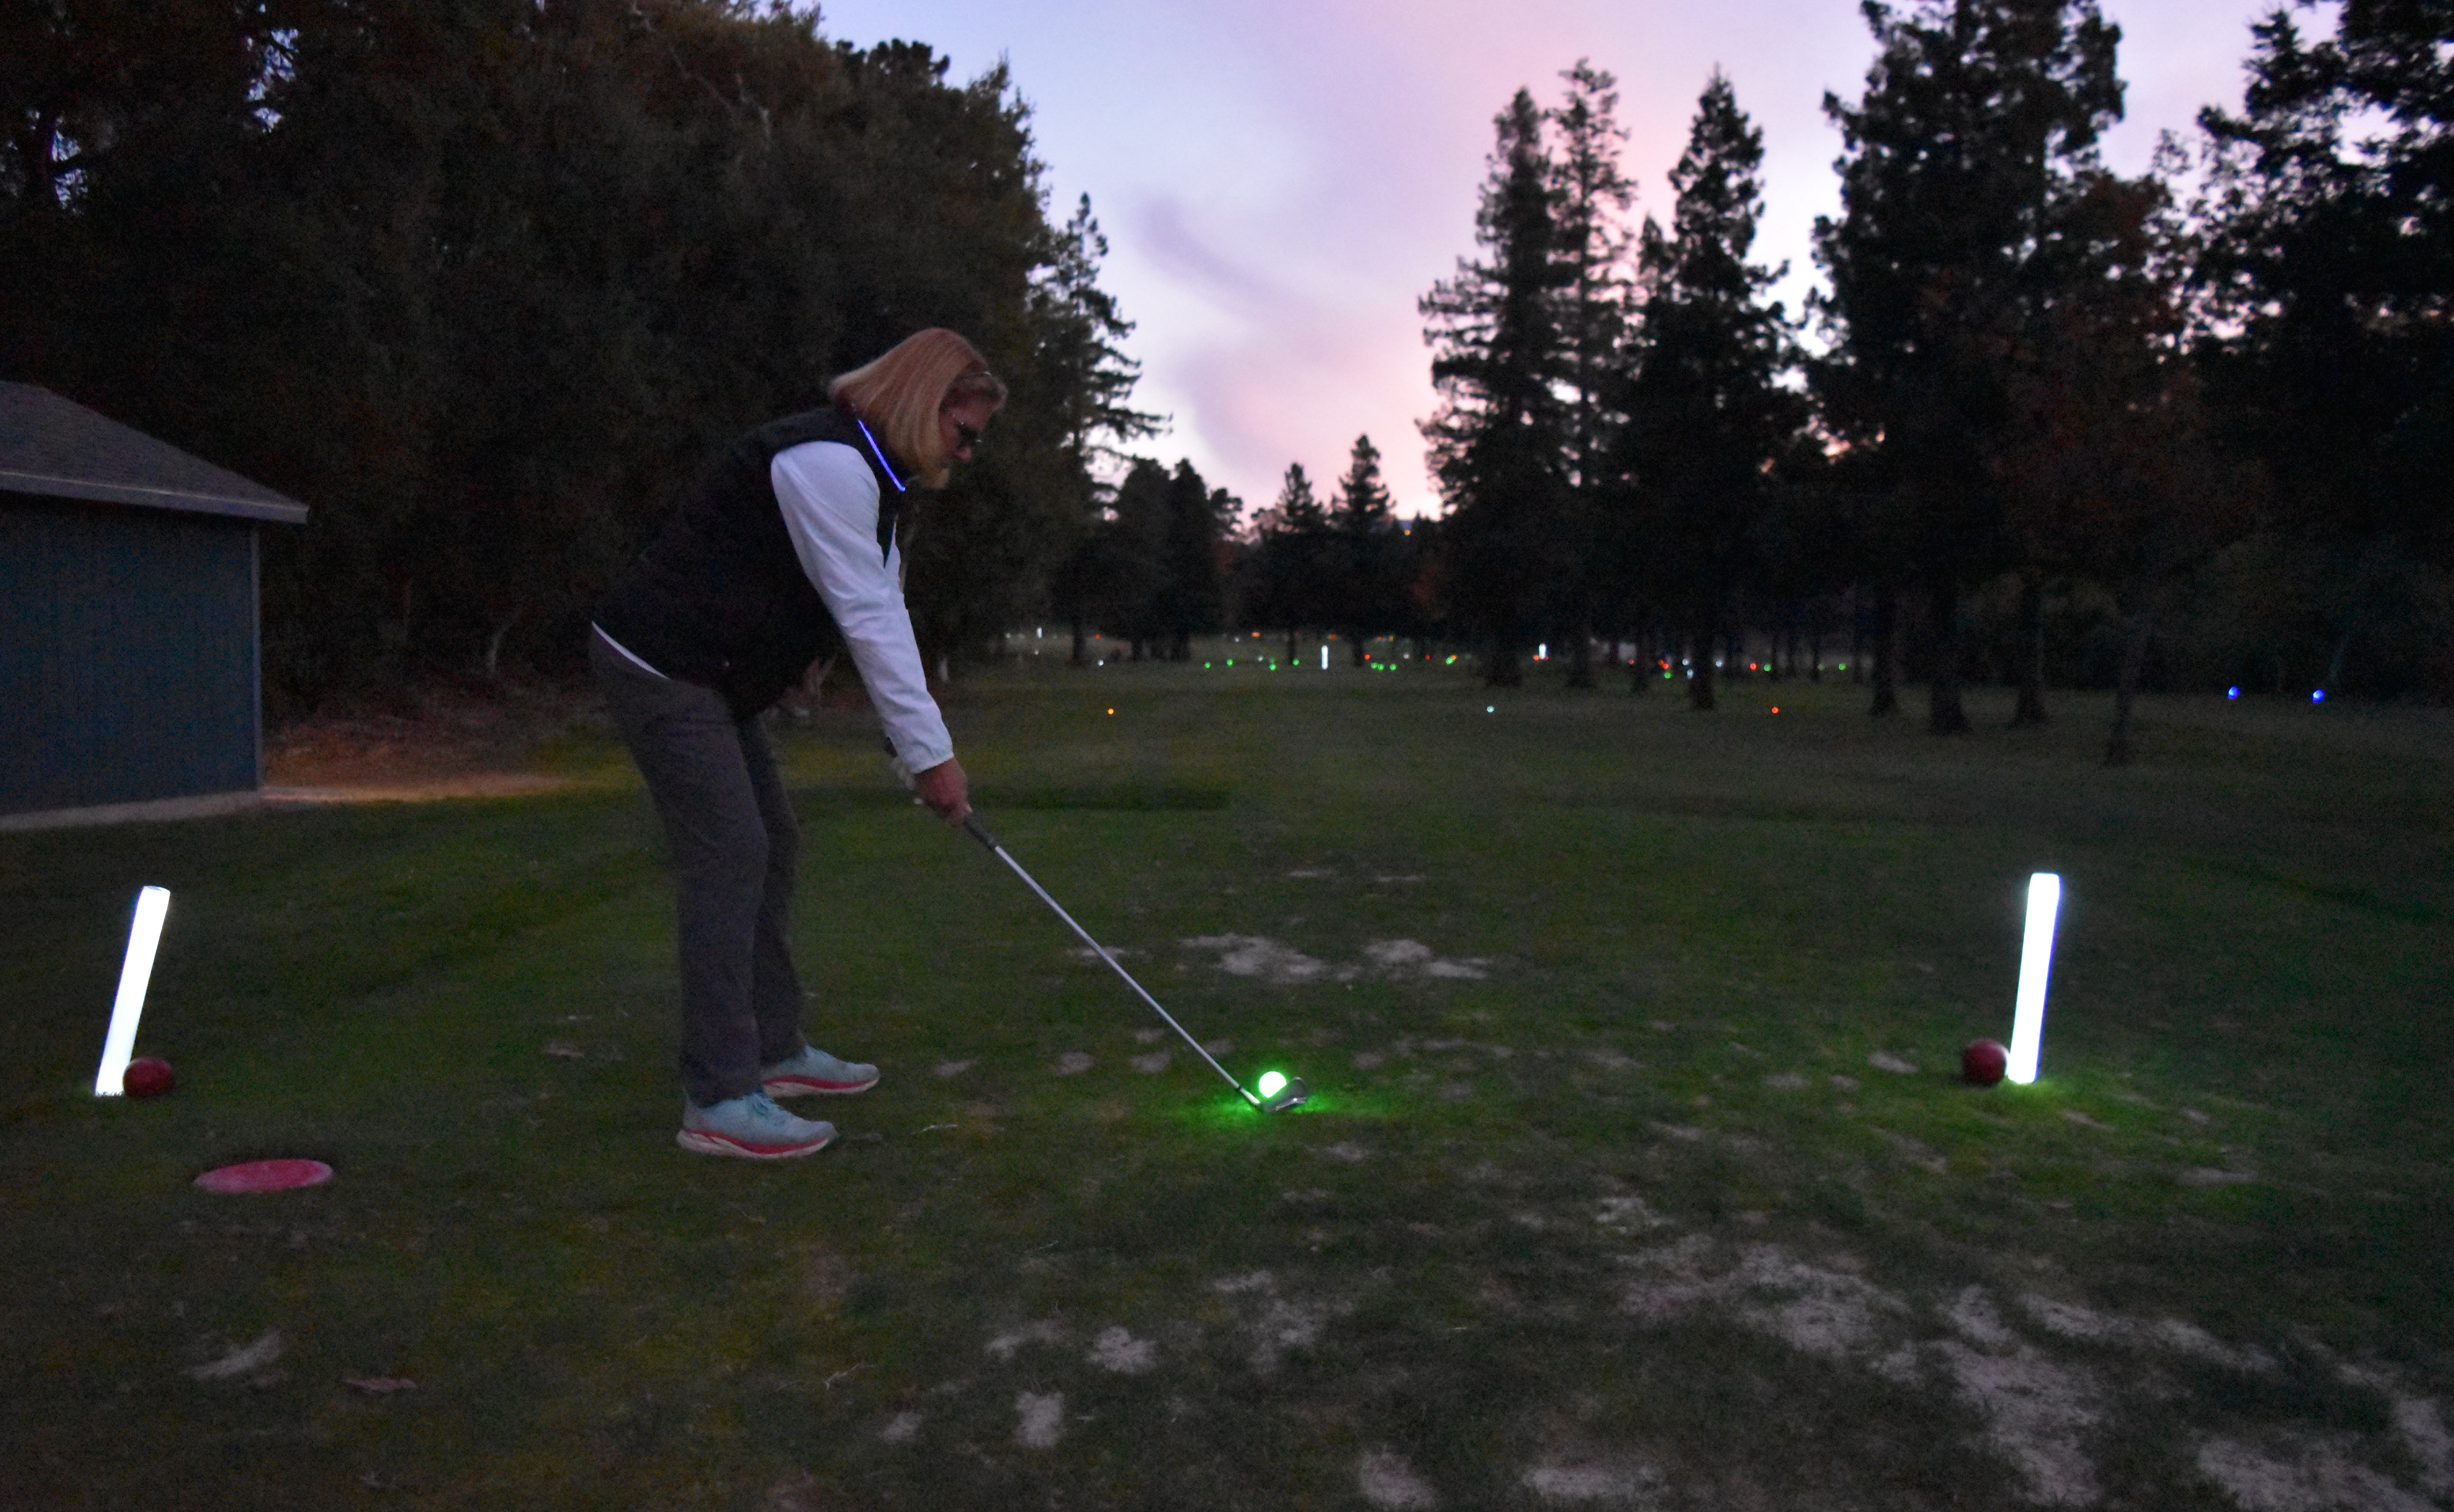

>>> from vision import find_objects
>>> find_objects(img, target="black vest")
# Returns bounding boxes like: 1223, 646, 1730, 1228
596, 405, 906, 719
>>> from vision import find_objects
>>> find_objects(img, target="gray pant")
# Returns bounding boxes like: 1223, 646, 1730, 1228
590, 631, 808, 1107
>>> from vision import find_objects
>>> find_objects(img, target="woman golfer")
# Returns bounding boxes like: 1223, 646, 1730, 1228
590, 328, 1003, 1158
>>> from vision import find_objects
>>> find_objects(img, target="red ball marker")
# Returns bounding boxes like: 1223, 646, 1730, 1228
123, 1056, 175, 1097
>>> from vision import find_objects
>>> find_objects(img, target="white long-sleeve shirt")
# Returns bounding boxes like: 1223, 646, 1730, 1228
764, 440, 955, 773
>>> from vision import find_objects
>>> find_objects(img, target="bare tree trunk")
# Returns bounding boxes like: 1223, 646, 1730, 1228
1484, 636, 1525, 687
2319, 627, 2355, 695
2010, 571, 2049, 728
1850, 588, 1866, 684
1928, 575, 1971, 734
2105, 599, 2155, 766
482, 610, 520, 681
1688, 618, 1718, 711
1870, 583, 1899, 716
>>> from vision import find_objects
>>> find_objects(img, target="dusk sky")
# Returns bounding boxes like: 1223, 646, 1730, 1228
814, 0, 2289, 520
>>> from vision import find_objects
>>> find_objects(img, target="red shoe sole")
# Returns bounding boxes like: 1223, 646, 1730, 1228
676, 1128, 833, 1159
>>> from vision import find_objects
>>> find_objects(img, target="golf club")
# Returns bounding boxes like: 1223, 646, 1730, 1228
960, 812, 1308, 1114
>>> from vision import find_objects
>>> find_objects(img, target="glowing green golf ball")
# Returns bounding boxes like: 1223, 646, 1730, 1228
1256, 1071, 1288, 1100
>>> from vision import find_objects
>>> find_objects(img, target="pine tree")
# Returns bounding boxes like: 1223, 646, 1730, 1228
1154, 460, 1229, 661
1420, 88, 1569, 687
1620, 72, 1804, 712
1814, 0, 2126, 732
1251, 461, 1331, 661
1547, 61, 1639, 688
1333, 435, 1395, 534
2195, 0, 2454, 696
1271, 461, 1329, 534
1331, 434, 1399, 664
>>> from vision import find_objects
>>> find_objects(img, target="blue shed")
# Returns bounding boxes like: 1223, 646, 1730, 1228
1, 383, 308, 823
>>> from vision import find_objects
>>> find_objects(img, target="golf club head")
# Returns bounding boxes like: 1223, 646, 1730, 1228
1258, 1076, 1309, 1114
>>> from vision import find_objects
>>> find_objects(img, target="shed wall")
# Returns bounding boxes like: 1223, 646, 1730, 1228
1, 497, 260, 815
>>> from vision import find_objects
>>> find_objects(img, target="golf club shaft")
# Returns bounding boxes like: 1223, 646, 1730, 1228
963, 813, 1259, 1106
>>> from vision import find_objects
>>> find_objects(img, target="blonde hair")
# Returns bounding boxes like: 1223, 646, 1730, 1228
828, 328, 1008, 488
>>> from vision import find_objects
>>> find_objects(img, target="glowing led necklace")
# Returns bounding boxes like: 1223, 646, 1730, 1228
852, 415, 908, 493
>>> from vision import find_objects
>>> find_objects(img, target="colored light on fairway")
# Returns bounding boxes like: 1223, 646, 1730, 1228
1256, 1071, 1288, 1100
95, 886, 171, 1096
2311, 689, 2326, 703
2227, 686, 2241, 700
2007, 873, 2061, 1085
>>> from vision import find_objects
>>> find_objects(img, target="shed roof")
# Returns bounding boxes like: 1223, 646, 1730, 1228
0, 382, 309, 526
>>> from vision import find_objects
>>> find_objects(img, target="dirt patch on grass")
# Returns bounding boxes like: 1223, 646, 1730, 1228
265, 678, 600, 793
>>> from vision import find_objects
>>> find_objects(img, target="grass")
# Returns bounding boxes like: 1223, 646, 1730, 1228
2, 647, 2448, 1510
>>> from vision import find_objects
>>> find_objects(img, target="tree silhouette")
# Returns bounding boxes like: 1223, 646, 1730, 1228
0, 0, 1151, 701
1815, 0, 2126, 732
1547, 61, 1640, 688
1248, 462, 1333, 663
2195, 0, 2454, 696
1618, 72, 1804, 713
1330, 434, 1403, 665
1420, 88, 1569, 688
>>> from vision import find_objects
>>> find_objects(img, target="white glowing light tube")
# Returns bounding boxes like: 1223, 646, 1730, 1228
2007, 873, 2060, 1085
94, 885, 171, 1096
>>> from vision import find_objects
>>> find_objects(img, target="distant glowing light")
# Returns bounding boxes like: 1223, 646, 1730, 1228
1486, 705, 1495, 714
2227, 687, 2240, 700
2007, 873, 2061, 1086
95, 886, 171, 1096
1107, 708, 1115, 714
1256, 1071, 1287, 1099
1322, 647, 1329, 670
1771, 706, 1780, 714
2311, 689, 2326, 704
1537, 643, 1548, 660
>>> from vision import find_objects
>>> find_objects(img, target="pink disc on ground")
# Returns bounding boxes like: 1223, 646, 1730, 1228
194, 1159, 333, 1194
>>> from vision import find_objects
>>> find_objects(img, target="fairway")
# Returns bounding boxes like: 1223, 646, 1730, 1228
2, 654, 2449, 1511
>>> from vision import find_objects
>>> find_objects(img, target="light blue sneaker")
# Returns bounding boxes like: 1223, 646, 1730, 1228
760, 1045, 880, 1098
677, 1092, 835, 1159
